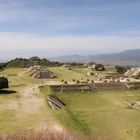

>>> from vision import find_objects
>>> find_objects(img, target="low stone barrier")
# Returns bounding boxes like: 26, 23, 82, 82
126, 82, 140, 89
94, 82, 127, 91
50, 84, 91, 92
49, 82, 127, 93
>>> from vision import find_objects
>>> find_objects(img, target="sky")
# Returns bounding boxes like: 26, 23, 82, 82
0, 0, 140, 60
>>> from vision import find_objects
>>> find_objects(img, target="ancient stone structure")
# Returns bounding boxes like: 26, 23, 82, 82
97, 73, 123, 79
48, 95, 66, 109
125, 67, 140, 78
83, 61, 96, 69
104, 64, 115, 71
49, 81, 127, 93
29, 66, 56, 79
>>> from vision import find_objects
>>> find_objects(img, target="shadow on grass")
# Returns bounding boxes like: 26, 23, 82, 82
0, 90, 17, 94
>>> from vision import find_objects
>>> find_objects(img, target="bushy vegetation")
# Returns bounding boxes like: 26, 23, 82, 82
115, 66, 127, 74
5, 57, 63, 68
65, 62, 84, 67
90, 71, 95, 76
0, 63, 7, 69
95, 64, 105, 71
7, 58, 28, 68
0, 77, 9, 89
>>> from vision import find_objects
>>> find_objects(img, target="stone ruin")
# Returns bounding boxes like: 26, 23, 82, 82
28, 66, 56, 79
124, 100, 140, 110
125, 67, 140, 79
49, 79, 127, 93
47, 95, 66, 109
83, 61, 96, 69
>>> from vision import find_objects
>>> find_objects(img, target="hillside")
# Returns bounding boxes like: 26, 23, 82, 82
5, 57, 62, 68
50, 49, 140, 66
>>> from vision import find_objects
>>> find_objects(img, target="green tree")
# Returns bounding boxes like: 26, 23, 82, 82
115, 66, 127, 74
95, 64, 105, 72
0, 63, 7, 69
0, 77, 9, 90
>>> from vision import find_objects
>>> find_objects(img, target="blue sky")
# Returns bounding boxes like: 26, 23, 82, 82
0, 0, 140, 59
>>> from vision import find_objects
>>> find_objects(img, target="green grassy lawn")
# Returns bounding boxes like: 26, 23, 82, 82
0, 67, 140, 140
0, 68, 54, 133
0, 68, 41, 90
49, 67, 95, 80
40, 86, 140, 140
49, 67, 118, 82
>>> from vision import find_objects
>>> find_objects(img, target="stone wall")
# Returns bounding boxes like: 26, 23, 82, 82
50, 82, 127, 92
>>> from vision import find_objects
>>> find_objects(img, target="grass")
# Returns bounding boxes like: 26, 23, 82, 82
0, 68, 54, 133
40, 86, 140, 140
49, 67, 92, 80
0, 109, 17, 132
0, 68, 41, 90
0, 129, 109, 140
0, 67, 140, 140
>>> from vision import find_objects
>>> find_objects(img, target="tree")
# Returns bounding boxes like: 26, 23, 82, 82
115, 66, 127, 74
0, 77, 9, 90
0, 63, 7, 69
95, 64, 105, 72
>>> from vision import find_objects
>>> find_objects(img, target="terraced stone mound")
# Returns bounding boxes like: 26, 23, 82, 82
125, 67, 140, 78
28, 66, 56, 79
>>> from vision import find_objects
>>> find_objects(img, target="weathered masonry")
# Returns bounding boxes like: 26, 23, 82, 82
49, 82, 127, 93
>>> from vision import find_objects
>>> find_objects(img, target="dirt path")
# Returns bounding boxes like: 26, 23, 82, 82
0, 68, 63, 132
19, 85, 42, 114
18, 83, 63, 131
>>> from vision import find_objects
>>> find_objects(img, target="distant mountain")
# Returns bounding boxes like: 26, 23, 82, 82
50, 49, 140, 66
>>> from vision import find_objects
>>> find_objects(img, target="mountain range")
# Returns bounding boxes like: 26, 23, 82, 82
50, 49, 140, 66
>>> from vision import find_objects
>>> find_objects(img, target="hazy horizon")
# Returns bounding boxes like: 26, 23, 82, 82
0, 0, 140, 60
0, 48, 140, 63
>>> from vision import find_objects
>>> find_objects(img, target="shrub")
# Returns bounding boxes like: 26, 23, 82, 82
90, 72, 94, 76
0, 77, 9, 90
115, 66, 127, 74
76, 80, 80, 84
95, 64, 105, 71
117, 80, 120, 82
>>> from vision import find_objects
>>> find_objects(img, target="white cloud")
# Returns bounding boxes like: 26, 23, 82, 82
0, 32, 140, 56
0, 0, 139, 36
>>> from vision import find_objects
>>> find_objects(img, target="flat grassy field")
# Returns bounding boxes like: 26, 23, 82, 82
48, 67, 94, 80
0, 68, 56, 133
0, 67, 140, 140
40, 85, 140, 140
